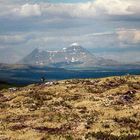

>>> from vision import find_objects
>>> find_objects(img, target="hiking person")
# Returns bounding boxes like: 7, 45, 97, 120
41, 76, 45, 83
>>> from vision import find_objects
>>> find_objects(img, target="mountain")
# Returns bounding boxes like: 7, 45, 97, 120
20, 43, 118, 68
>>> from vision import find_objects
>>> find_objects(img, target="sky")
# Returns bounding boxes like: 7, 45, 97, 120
0, 0, 140, 63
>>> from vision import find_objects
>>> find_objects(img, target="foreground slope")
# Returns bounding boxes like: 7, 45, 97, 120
0, 75, 140, 140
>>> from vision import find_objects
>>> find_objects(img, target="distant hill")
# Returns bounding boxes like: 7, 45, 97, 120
0, 75, 140, 139
20, 43, 118, 68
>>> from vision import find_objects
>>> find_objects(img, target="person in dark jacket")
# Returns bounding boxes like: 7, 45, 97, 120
41, 76, 45, 83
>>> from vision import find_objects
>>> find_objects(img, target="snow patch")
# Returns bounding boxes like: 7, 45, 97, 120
70, 42, 80, 47
71, 57, 77, 62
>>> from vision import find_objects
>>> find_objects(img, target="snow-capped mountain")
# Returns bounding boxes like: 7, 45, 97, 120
20, 43, 118, 68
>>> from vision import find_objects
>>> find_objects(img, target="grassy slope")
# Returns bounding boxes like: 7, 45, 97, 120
0, 75, 140, 140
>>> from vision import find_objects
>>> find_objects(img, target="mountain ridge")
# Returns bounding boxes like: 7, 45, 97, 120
20, 43, 118, 68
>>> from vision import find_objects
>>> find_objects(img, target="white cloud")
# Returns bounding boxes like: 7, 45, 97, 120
117, 29, 140, 44
94, 0, 132, 15
70, 2, 96, 17
13, 3, 42, 17
0, 0, 140, 19
41, 0, 140, 18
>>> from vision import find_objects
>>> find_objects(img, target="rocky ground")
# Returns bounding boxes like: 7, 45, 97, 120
0, 75, 140, 140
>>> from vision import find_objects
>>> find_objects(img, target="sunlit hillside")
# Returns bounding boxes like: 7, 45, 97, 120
0, 75, 140, 140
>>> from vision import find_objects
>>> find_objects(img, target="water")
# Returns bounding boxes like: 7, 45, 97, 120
0, 66, 140, 85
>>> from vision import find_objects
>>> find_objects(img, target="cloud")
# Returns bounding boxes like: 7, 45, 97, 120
40, 0, 140, 18
1, 0, 139, 19
117, 29, 140, 44
94, 0, 132, 16
13, 3, 42, 17
0, 0, 139, 63
96, 51, 140, 63
84, 31, 115, 37
0, 34, 27, 45
23, 30, 117, 50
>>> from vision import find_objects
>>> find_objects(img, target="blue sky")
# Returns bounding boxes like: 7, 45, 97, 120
0, 0, 140, 63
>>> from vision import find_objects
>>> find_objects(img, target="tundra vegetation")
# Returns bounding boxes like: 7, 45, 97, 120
0, 75, 140, 140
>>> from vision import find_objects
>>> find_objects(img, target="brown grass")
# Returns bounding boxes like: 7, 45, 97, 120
0, 75, 140, 140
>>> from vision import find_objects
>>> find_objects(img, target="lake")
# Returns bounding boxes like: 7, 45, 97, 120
0, 66, 140, 85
